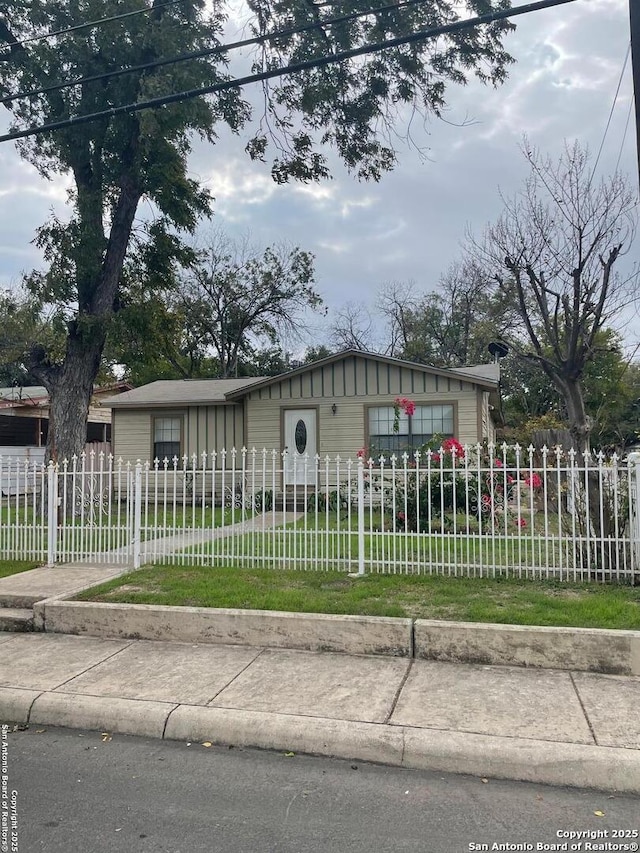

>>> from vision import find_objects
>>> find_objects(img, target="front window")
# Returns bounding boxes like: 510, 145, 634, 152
153, 416, 182, 460
368, 404, 454, 454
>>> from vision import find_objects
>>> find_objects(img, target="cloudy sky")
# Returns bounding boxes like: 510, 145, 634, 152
0, 0, 637, 354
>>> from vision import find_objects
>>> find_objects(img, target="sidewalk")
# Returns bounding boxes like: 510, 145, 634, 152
1, 566, 640, 794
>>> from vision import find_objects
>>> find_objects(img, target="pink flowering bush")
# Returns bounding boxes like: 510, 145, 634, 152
396, 438, 544, 532
441, 437, 465, 458
524, 472, 542, 489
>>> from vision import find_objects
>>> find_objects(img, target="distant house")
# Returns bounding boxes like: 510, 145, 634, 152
0, 383, 132, 461
103, 351, 501, 477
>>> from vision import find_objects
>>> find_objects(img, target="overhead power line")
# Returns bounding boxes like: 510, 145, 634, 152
615, 98, 634, 173
0, 0, 578, 145
1, 0, 442, 106
0, 0, 187, 54
589, 42, 631, 186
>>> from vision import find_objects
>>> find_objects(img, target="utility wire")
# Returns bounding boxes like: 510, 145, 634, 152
1, 0, 442, 106
615, 98, 634, 173
589, 42, 631, 186
0, 0, 578, 144
0, 0, 186, 54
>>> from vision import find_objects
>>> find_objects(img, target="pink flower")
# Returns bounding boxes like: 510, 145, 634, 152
524, 473, 542, 489
394, 396, 416, 416
507, 475, 514, 484
516, 517, 527, 528
431, 452, 441, 464
442, 438, 465, 458
398, 511, 406, 522
356, 447, 367, 459
493, 458, 503, 468
481, 494, 492, 508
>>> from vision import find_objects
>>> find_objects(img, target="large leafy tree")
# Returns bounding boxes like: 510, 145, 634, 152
111, 232, 321, 380
0, 0, 514, 460
175, 233, 320, 378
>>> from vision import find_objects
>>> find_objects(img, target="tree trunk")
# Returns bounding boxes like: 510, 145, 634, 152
46, 324, 106, 464
550, 373, 591, 453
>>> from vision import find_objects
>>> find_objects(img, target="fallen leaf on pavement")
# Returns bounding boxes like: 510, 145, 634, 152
101, 733, 112, 742
594, 811, 605, 817
35, 729, 46, 734
202, 742, 212, 748
481, 779, 489, 784
284, 752, 295, 757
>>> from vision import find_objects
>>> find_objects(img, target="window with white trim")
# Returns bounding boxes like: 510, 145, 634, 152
153, 416, 182, 460
368, 404, 454, 453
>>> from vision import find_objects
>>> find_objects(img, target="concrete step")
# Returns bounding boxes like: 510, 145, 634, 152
0, 607, 33, 632
0, 593, 42, 609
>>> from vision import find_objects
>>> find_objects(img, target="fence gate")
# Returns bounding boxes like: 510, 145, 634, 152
49, 454, 136, 566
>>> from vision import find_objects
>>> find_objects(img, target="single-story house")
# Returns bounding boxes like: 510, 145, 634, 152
103, 351, 501, 481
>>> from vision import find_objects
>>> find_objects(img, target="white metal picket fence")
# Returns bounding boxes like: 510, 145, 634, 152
1, 445, 639, 582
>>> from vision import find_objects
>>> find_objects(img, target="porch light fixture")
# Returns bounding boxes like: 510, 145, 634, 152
331, 403, 337, 415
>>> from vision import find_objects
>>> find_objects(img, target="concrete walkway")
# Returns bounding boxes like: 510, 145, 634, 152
2, 630, 640, 793
1, 565, 640, 794
0, 564, 129, 605
63, 511, 303, 566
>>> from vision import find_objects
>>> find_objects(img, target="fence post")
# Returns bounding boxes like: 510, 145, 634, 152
132, 461, 142, 570
46, 461, 57, 566
628, 452, 640, 580
353, 459, 366, 576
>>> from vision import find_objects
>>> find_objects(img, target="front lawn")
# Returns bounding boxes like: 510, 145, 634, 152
74, 564, 640, 630
0, 560, 41, 579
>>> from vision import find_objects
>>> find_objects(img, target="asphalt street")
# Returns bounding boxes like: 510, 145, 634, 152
4, 725, 640, 853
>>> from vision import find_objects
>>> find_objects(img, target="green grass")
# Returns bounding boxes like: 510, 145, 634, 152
74, 564, 640, 630
190, 519, 607, 578
0, 560, 41, 579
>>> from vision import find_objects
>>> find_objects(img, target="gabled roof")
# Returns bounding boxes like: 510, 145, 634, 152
225, 349, 500, 399
103, 377, 266, 408
102, 351, 501, 409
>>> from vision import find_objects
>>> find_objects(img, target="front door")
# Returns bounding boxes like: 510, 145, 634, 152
283, 409, 317, 485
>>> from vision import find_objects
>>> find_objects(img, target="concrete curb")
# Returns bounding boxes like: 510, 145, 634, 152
31, 567, 134, 631
414, 619, 640, 676
28, 692, 177, 740
39, 597, 640, 674
41, 600, 413, 657
5, 694, 640, 794
400, 727, 640, 794
164, 706, 405, 767
0, 687, 42, 723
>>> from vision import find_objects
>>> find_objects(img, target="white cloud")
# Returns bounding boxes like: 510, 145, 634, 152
0, 0, 636, 345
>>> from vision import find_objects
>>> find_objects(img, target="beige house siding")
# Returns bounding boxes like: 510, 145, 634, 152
247, 394, 479, 457
112, 410, 150, 461
249, 354, 472, 402
481, 391, 497, 444
113, 404, 245, 464
245, 353, 483, 455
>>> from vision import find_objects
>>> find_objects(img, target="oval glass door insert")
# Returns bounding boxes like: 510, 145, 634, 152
294, 419, 307, 454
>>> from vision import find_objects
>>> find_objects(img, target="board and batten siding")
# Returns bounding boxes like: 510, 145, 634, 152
245, 354, 486, 455
112, 404, 245, 464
